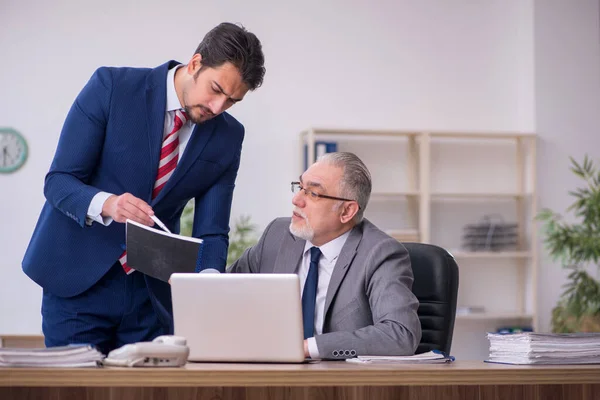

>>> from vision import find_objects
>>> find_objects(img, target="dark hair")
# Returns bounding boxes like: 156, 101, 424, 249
194, 22, 265, 91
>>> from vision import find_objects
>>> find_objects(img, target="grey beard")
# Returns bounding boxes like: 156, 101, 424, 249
289, 220, 314, 242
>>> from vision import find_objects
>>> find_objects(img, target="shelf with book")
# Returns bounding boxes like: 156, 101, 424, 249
299, 128, 538, 360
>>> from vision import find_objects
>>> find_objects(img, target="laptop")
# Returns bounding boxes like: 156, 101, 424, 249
170, 272, 306, 363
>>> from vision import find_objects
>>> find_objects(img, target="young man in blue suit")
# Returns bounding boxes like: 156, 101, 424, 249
22, 22, 266, 354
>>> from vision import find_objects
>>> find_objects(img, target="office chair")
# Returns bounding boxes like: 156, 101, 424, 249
404, 243, 459, 355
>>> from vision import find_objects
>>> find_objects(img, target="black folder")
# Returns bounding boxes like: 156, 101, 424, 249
125, 220, 203, 282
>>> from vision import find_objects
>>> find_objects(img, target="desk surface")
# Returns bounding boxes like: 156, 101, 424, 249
2, 360, 600, 387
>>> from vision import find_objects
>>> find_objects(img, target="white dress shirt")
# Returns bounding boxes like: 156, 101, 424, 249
299, 230, 351, 359
86, 64, 195, 225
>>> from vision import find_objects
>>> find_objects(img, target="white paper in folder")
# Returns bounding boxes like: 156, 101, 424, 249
346, 350, 454, 364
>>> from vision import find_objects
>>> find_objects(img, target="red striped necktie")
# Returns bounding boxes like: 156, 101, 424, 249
120, 109, 188, 274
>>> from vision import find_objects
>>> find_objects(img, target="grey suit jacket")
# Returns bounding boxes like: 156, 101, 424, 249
229, 217, 422, 359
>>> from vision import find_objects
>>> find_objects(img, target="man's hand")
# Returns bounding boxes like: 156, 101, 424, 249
304, 340, 310, 358
102, 193, 155, 226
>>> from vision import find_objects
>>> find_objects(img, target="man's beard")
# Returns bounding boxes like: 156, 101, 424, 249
289, 210, 314, 241
184, 104, 214, 124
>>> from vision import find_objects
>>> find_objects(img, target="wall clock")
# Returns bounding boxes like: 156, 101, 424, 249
0, 128, 28, 173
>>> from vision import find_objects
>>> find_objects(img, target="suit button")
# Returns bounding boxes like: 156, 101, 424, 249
350, 350, 357, 357
332, 350, 339, 357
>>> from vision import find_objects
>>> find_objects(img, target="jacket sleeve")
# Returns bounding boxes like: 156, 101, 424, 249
191, 129, 243, 272
43, 68, 113, 227
314, 239, 422, 358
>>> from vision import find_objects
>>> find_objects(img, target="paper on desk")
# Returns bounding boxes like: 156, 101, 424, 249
0, 344, 104, 367
346, 350, 454, 364
486, 332, 600, 365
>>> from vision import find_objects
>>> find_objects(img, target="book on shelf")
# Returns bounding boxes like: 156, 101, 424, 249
303, 141, 337, 170
456, 305, 486, 315
0, 344, 104, 367
461, 215, 519, 252
486, 332, 600, 365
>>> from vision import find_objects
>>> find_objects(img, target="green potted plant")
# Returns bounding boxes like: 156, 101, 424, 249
537, 155, 600, 333
179, 200, 259, 266
224, 214, 259, 266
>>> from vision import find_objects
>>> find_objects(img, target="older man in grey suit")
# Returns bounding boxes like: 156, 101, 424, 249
229, 152, 421, 359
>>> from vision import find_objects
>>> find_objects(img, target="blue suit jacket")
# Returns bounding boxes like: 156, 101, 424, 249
22, 60, 244, 329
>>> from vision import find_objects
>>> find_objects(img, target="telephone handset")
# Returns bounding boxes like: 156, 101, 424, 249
103, 335, 189, 367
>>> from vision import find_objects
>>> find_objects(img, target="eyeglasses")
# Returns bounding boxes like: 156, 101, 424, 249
291, 181, 361, 209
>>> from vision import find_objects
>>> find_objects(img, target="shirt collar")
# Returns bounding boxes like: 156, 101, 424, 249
303, 229, 351, 263
166, 64, 184, 112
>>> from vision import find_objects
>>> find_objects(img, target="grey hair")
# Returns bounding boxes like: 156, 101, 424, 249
317, 152, 372, 222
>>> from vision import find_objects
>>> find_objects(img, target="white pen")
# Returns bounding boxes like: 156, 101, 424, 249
150, 215, 171, 234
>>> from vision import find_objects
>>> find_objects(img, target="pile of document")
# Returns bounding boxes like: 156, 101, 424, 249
0, 344, 104, 367
346, 350, 454, 364
461, 216, 518, 252
487, 332, 600, 365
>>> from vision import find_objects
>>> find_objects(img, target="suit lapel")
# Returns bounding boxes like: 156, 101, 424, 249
152, 119, 217, 203
323, 224, 363, 319
273, 231, 305, 274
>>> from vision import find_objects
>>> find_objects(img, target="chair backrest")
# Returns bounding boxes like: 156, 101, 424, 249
403, 243, 459, 355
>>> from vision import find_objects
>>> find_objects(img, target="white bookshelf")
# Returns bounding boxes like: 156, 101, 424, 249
450, 251, 531, 259
456, 312, 534, 321
431, 192, 529, 199
300, 128, 538, 360
370, 191, 420, 199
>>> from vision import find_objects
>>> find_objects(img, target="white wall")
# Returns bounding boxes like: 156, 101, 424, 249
2, 0, 593, 361
0, 0, 535, 336
534, 0, 600, 334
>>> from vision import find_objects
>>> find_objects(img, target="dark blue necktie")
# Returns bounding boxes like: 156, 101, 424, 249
302, 247, 321, 339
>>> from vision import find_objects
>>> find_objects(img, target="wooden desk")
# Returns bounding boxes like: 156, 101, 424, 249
1, 361, 600, 400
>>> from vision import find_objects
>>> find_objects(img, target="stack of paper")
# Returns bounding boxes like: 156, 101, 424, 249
346, 350, 454, 364
486, 332, 600, 365
0, 345, 104, 367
